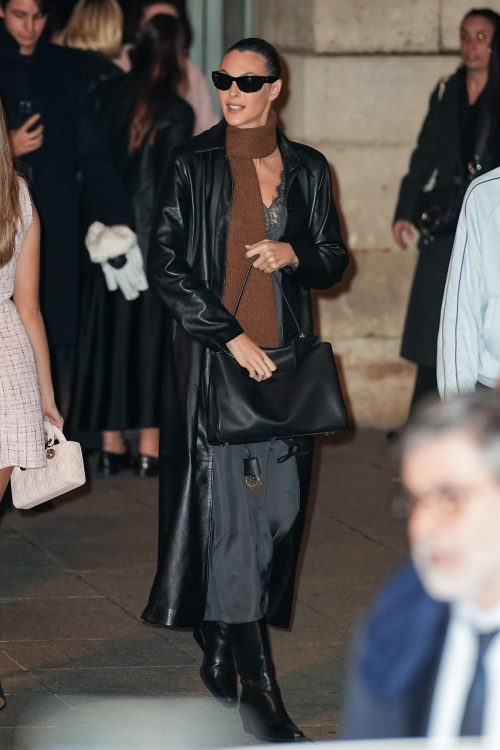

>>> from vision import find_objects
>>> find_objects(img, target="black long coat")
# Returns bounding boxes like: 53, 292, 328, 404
0, 23, 133, 348
395, 67, 496, 368
141, 120, 349, 629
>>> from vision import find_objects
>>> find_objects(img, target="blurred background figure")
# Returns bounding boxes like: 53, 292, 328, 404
344, 390, 500, 740
393, 9, 500, 415
69, 13, 194, 477
115, 0, 218, 134
60, 0, 124, 93
0, 0, 133, 420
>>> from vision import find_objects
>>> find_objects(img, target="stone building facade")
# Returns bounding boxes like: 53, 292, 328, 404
255, 0, 500, 426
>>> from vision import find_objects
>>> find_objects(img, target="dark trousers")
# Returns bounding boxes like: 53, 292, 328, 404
409, 365, 438, 415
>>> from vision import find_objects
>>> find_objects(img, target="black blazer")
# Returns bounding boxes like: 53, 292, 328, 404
141, 119, 349, 629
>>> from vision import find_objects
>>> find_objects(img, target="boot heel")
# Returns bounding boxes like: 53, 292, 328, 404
239, 707, 254, 735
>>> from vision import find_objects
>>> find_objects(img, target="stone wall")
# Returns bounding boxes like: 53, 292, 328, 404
256, 0, 500, 426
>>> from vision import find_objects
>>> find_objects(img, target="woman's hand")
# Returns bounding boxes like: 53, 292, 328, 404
392, 220, 415, 250
226, 333, 277, 381
245, 240, 298, 273
42, 401, 64, 430
8, 116, 44, 157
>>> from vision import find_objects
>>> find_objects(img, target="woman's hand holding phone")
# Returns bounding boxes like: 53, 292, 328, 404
8, 115, 44, 157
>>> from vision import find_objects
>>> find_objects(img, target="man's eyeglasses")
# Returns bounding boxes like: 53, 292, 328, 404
394, 481, 497, 517
212, 71, 278, 93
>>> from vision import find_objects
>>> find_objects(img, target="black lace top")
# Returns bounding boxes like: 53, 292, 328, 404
264, 169, 286, 240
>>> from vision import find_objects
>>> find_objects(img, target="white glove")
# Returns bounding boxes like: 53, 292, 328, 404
101, 244, 149, 301
86, 222, 137, 263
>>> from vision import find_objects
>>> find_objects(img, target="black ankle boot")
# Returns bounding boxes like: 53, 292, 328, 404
135, 454, 160, 479
98, 450, 133, 477
193, 621, 238, 708
228, 619, 306, 742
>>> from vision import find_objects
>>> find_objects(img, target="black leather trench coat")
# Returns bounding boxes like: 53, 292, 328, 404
141, 119, 348, 629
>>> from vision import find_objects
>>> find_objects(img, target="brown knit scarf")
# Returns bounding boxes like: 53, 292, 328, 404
224, 109, 279, 348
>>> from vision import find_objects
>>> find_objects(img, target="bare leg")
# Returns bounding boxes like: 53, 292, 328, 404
102, 431, 126, 454
0, 466, 13, 503
139, 428, 159, 458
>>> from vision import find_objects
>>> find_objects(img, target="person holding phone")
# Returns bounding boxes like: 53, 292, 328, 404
0, 0, 133, 415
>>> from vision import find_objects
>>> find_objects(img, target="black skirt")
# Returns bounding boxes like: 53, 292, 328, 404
69, 269, 163, 431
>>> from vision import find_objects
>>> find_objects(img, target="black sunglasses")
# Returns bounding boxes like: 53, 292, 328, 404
212, 71, 278, 93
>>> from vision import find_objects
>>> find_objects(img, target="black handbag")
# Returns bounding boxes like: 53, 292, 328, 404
208, 265, 347, 446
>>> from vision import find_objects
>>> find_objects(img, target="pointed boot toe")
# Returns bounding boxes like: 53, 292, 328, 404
229, 619, 306, 742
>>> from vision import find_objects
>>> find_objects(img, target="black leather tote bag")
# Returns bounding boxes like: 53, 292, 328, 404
208, 265, 347, 446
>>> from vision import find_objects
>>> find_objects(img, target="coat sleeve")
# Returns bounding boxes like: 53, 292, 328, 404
147, 150, 244, 352
282, 157, 348, 290
75, 73, 134, 227
393, 81, 443, 224
437, 187, 484, 398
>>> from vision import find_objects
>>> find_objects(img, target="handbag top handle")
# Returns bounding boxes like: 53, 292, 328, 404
232, 262, 305, 338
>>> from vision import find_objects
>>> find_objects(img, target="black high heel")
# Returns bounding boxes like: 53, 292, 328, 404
0, 681, 6, 711
98, 449, 134, 477
228, 619, 306, 742
135, 455, 160, 479
193, 621, 238, 708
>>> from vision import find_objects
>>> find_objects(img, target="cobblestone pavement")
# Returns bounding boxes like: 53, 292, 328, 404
0, 431, 408, 748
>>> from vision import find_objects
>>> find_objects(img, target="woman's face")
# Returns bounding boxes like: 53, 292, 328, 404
460, 15, 495, 73
217, 50, 281, 129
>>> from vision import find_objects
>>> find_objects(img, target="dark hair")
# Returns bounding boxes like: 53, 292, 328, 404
224, 37, 281, 78
462, 7, 500, 32
399, 391, 500, 481
128, 14, 185, 151
125, 0, 192, 49
0, 0, 54, 15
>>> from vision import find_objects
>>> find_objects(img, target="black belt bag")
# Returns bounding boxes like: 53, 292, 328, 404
208, 265, 347, 446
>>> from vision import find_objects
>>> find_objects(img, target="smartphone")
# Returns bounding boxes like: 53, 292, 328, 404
18, 100, 43, 131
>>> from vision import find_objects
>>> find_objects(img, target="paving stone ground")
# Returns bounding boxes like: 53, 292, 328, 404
0, 431, 408, 749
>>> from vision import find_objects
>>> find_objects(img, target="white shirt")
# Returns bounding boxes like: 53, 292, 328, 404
437, 167, 500, 398
427, 600, 500, 739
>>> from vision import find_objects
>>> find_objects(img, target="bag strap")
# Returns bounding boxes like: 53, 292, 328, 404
44, 421, 66, 446
232, 262, 304, 337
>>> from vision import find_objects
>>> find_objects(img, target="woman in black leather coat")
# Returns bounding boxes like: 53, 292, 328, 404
142, 38, 348, 741
70, 15, 194, 475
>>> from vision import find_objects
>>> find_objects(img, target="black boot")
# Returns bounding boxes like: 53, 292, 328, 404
0, 680, 5, 711
193, 621, 238, 708
98, 449, 133, 477
228, 619, 306, 743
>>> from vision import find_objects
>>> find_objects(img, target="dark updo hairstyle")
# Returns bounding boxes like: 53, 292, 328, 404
462, 7, 500, 34
224, 37, 281, 78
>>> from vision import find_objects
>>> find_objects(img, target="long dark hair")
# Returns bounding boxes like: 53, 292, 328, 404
225, 37, 281, 78
128, 14, 185, 152
124, 0, 192, 49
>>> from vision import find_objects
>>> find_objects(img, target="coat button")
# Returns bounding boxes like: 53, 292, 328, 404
287, 204, 294, 214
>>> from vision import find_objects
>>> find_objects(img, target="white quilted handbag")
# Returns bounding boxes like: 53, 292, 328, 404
11, 422, 86, 509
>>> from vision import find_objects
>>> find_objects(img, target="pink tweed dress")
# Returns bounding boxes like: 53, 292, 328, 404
0, 180, 46, 470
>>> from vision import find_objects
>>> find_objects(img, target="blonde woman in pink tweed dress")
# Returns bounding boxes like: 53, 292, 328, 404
0, 103, 63, 708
